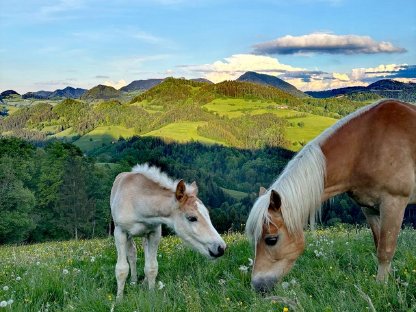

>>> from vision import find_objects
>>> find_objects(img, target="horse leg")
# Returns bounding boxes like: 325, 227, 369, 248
143, 225, 162, 289
114, 226, 129, 301
376, 196, 407, 281
127, 237, 137, 285
361, 207, 380, 249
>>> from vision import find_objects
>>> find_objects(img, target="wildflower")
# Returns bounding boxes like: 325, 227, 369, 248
248, 258, 253, 266
107, 294, 113, 301
16, 276, 21, 281
402, 282, 409, 287
283, 307, 289, 312
0, 301, 7, 308
158, 281, 165, 290
281, 282, 290, 289
90, 256, 95, 263
239, 265, 249, 273
290, 278, 297, 286
218, 279, 226, 286
62, 269, 69, 275
6, 299, 13, 306
2, 286, 9, 291
36, 261, 40, 265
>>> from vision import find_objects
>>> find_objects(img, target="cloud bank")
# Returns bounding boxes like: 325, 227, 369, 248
253, 33, 406, 55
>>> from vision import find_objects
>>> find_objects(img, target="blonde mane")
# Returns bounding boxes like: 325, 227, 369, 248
246, 101, 382, 246
132, 163, 196, 194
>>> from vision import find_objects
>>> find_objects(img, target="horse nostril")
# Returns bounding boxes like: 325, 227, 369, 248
217, 245, 224, 257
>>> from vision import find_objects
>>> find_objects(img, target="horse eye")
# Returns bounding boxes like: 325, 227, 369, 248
265, 236, 278, 246
187, 216, 198, 222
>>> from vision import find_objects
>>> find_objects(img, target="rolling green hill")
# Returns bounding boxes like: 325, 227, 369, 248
0, 77, 373, 153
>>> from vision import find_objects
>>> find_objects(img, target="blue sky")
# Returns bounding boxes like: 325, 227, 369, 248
0, 0, 415, 93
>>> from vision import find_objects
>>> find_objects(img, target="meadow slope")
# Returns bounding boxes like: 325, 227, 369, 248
0, 227, 415, 311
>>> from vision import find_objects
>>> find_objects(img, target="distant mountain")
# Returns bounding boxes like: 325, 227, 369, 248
190, 78, 213, 84
81, 84, 121, 100
237, 71, 308, 98
1, 90, 20, 97
22, 90, 53, 100
306, 79, 416, 102
50, 87, 87, 99
120, 79, 164, 92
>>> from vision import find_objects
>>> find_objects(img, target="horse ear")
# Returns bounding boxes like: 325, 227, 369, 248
259, 186, 267, 196
270, 190, 281, 211
176, 180, 186, 202
190, 181, 198, 195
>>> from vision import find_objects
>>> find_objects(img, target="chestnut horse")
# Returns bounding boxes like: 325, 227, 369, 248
246, 99, 416, 292
111, 164, 226, 300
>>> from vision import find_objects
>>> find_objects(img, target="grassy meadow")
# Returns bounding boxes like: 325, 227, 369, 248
1, 226, 415, 311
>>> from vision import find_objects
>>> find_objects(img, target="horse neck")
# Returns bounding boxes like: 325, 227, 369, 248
320, 115, 365, 201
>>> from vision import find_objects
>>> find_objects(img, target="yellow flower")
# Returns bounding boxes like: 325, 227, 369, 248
283, 307, 289, 312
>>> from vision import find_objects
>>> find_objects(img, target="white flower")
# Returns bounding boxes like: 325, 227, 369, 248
16, 276, 21, 281
0, 301, 7, 307
248, 258, 253, 266
218, 279, 226, 286
2, 286, 9, 291
239, 265, 249, 273
90, 257, 95, 263
6, 299, 13, 305
36, 261, 40, 265
402, 282, 409, 287
157, 281, 165, 290
281, 282, 290, 289
62, 269, 69, 275
290, 278, 297, 285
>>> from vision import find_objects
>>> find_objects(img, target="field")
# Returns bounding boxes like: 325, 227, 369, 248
203, 98, 337, 150
1, 227, 415, 311
143, 122, 226, 145
73, 126, 137, 152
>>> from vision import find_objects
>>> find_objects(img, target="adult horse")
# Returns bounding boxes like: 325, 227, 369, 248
111, 163, 226, 299
246, 99, 416, 292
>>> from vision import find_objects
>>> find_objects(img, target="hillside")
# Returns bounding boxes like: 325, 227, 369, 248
0, 90, 20, 97
237, 71, 308, 98
306, 79, 416, 102
1, 77, 374, 152
22, 90, 53, 99
81, 84, 121, 100
49, 86, 87, 99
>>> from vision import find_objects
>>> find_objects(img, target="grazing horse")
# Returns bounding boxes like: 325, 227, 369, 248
246, 99, 416, 292
111, 164, 226, 299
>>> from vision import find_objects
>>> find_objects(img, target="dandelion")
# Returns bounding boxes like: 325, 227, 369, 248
6, 299, 13, 306
2, 286, 9, 291
90, 256, 95, 263
290, 278, 297, 286
218, 279, 226, 286
283, 307, 289, 312
239, 265, 249, 273
36, 261, 40, 265
248, 258, 253, 266
62, 269, 69, 275
281, 282, 290, 289
158, 281, 165, 290
15, 276, 21, 281
0, 301, 7, 308
107, 294, 113, 301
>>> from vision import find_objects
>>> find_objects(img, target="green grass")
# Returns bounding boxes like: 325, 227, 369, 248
285, 115, 337, 151
0, 227, 415, 311
73, 126, 137, 152
221, 187, 248, 200
143, 122, 226, 145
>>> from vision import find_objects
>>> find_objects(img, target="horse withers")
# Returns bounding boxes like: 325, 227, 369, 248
246, 99, 416, 292
111, 164, 226, 300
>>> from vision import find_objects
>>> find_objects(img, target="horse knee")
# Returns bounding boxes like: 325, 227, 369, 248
116, 262, 129, 280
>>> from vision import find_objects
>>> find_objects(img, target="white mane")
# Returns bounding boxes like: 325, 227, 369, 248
132, 163, 196, 194
246, 101, 382, 246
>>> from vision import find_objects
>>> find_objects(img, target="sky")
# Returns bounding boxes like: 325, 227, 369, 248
0, 0, 415, 93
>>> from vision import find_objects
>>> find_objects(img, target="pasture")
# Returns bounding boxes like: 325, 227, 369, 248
0, 227, 415, 311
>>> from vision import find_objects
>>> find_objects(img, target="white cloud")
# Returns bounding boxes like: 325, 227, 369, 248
182, 54, 304, 83
350, 64, 407, 81
253, 33, 406, 55
102, 79, 127, 90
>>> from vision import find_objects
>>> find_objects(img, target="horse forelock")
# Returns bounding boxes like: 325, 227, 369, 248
131, 163, 195, 195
